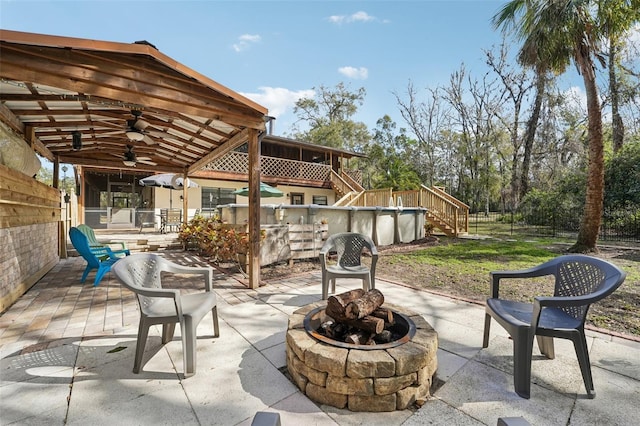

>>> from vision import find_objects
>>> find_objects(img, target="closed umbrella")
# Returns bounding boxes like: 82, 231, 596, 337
232, 182, 284, 198
140, 173, 199, 208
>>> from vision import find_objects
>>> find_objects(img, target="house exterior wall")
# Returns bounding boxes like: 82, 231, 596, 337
151, 180, 336, 216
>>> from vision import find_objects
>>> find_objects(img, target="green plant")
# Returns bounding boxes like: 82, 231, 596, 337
424, 222, 435, 237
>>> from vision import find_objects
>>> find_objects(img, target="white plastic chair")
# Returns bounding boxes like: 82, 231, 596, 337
112, 253, 220, 377
319, 232, 378, 299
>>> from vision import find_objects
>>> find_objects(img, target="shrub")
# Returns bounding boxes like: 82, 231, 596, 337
178, 216, 265, 264
424, 222, 435, 236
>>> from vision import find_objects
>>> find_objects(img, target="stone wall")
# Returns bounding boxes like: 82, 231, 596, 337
0, 223, 60, 312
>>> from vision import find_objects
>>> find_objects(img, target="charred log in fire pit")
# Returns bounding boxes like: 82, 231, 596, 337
319, 289, 403, 346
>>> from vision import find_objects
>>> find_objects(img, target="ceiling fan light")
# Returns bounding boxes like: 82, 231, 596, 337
126, 129, 144, 141
123, 160, 137, 167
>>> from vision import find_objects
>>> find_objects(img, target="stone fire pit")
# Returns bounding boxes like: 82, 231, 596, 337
286, 301, 438, 412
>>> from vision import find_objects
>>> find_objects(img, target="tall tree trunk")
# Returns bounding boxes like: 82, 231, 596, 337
570, 61, 604, 253
609, 41, 624, 153
520, 70, 546, 201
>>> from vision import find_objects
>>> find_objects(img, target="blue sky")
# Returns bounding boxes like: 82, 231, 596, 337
1, 0, 579, 135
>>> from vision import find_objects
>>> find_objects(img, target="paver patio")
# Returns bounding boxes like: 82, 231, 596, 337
1, 250, 638, 425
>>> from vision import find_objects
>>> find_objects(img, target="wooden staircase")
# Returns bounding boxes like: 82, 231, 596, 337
418, 185, 469, 237
331, 181, 469, 237
330, 170, 365, 206
425, 211, 458, 236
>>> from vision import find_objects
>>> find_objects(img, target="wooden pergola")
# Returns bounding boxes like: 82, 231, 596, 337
0, 29, 268, 288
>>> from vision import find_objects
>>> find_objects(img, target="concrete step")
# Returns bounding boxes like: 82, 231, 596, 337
67, 230, 183, 255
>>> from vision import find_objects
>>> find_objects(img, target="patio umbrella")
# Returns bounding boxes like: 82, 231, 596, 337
232, 182, 284, 198
139, 173, 199, 208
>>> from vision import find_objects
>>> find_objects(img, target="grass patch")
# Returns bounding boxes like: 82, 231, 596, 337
387, 239, 558, 275
375, 237, 639, 337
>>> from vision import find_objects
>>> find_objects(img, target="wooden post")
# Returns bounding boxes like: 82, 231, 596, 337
53, 157, 60, 189
182, 171, 189, 225
248, 128, 261, 289
77, 166, 84, 226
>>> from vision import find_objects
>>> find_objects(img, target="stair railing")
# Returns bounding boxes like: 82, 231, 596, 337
340, 171, 365, 192
330, 170, 356, 196
419, 185, 468, 236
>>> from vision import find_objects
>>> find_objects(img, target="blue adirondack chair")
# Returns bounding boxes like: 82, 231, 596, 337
76, 224, 129, 255
69, 227, 127, 286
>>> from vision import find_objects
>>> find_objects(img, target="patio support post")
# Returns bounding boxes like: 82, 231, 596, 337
53, 157, 60, 189
182, 171, 189, 225
248, 128, 261, 289
77, 166, 85, 226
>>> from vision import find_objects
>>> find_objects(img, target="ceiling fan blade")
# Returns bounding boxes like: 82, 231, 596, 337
134, 118, 150, 131
142, 134, 157, 145
95, 130, 124, 137
138, 160, 158, 166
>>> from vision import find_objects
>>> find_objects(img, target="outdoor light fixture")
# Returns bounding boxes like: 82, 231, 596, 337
125, 128, 145, 141
72, 131, 82, 150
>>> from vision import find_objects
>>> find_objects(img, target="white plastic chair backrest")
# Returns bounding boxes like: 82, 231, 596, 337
112, 254, 167, 315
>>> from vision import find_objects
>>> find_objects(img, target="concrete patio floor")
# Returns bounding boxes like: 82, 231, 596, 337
1, 250, 638, 425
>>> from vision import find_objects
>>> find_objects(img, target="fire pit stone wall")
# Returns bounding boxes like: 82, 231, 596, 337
286, 301, 438, 412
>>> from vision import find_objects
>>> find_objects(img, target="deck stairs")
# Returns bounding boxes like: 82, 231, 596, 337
332, 182, 469, 237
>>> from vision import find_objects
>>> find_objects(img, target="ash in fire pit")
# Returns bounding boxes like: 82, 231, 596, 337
287, 290, 438, 412
305, 289, 416, 349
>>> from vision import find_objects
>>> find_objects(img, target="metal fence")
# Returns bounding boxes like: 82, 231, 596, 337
469, 208, 640, 243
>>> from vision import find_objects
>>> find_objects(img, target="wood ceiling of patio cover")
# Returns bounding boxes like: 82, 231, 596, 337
0, 29, 268, 174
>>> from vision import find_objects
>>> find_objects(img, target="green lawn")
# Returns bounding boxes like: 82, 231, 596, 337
377, 236, 640, 336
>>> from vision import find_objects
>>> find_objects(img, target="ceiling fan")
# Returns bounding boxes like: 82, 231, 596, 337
125, 110, 143, 139
124, 110, 157, 145
118, 145, 157, 167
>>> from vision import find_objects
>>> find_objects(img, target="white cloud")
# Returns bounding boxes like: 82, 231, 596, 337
338, 66, 368, 80
328, 11, 376, 24
350, 11, 375, 23
240, 86, 315, 120
232, 34, 261, 52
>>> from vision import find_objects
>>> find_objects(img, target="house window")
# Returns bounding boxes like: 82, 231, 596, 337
202, 187, 236, 213
290, 192, 305, 205
312, 195, 328, 205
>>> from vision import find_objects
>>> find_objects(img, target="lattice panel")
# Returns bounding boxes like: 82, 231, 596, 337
203, 152, 249, 172
343, 169, 363, 185
203, 151, 332, 182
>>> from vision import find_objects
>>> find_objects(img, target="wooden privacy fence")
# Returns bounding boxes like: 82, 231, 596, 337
0, 163, 61, 313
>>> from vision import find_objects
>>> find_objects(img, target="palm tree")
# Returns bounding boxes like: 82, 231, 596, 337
493, 0, 638, 252
600, 0, 640, 153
